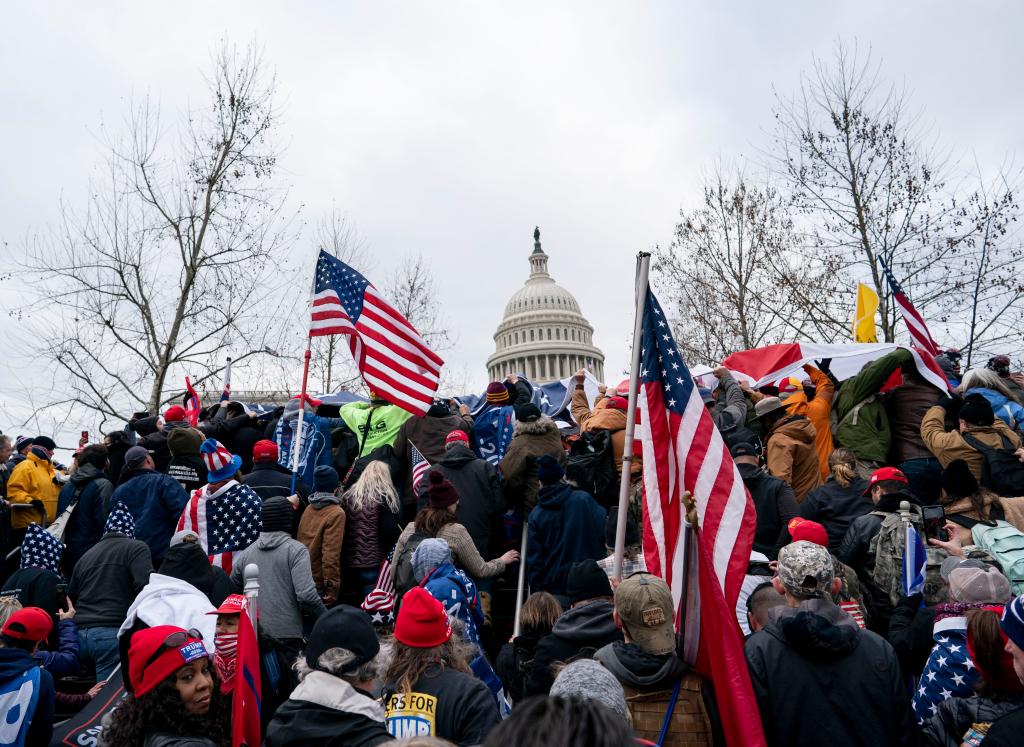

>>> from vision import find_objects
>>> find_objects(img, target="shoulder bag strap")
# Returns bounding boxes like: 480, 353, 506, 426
656, 677, 683, 747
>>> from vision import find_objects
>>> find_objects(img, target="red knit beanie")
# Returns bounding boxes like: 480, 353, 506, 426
426, 470, 459, 509
163, 405, 188, 423
395, 587, 452, 648
128, 625, 209, 696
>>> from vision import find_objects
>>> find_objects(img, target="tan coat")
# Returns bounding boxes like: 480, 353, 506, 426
920, 405, 1021, 479
765, 416, 823, 503
570, 387, 642, 477
500, 415, 565, 513
296, 497, 345, 605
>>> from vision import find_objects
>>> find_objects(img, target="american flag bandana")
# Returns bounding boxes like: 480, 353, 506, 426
21, 523, 62, 574
103, 502, 136, 538
177, 480, 262, 573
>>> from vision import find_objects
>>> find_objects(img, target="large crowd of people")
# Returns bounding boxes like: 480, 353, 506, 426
1, 352, 1024, 746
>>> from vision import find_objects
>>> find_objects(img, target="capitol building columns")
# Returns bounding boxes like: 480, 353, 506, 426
486, 228, 605, 384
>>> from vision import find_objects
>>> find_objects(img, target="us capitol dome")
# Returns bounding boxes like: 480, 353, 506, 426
486, 228, 605, 384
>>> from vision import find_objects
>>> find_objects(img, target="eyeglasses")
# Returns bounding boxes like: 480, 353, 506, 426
144, 628, 204, 669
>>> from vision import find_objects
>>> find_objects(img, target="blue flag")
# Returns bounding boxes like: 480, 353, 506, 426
902, 522, 926, 597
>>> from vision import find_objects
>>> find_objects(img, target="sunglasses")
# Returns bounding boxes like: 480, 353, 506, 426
144, 628, 204, 669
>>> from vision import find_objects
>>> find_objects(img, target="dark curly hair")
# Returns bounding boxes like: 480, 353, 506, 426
102, 664, 230, 747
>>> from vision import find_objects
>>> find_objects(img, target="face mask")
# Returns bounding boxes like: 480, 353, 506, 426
215, 632, 238, 658
30, 447, 50, 462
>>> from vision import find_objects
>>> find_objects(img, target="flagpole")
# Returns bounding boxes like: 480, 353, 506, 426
512, 522, 529, 638
612, 252, 651, 580
289, 342, 312, 494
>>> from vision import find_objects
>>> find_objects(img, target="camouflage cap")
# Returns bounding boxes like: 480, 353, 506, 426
777, 541, 835, 598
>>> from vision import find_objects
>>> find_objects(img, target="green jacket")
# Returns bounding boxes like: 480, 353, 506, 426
339, 401, 413, 458
833, 349, 911, 463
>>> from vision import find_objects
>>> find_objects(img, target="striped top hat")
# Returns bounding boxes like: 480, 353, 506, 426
200, 439, 243, 482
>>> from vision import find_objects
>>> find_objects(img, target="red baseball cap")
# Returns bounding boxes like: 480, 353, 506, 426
252, 439, 279, 463
605, 396, 628, 411
445, 430, 469, 447
128, 625, 209, 696
207, 594, 246, 616
163, 405, 188, 422
787, 517, 829, 548
864, 467, 909, 494
1, 607, 52, 642
395, 587, 452, 648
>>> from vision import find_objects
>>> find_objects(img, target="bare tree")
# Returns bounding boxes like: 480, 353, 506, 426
771, 40, 1017, 345
22, 42, 295, 421
384, 254, 452, 351
654, 167, 830, 364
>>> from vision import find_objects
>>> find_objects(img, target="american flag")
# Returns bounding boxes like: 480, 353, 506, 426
177, 481, 262, 573
878, 256, 940, 356
635, 288, 764, 747
362, 549, 397, 625
221, 357, 232, 402
184, 376, 201, 428
311, 251, 443, 416
410, 443, 431, 492
911, 618, 978, 724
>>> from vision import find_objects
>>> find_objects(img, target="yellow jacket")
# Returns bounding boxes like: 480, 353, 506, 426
6, 452, 59, 528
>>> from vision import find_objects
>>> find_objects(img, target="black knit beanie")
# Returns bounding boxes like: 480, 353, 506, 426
261, 496, 293, 533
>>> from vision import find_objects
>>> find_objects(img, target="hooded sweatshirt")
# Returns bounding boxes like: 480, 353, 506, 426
526, 482, 607, 595
0, 647, 55, 746
230, 531, 327, 640
58, 463, 114, 568
525, 599, 623, 697
765, 415, 823, 503
745, 598, 914, 746
158, 541, 233, 607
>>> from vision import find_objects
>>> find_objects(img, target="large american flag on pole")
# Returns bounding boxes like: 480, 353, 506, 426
878, 256, 940, 356
635, 289, 765, 747
310, 251, 443, 416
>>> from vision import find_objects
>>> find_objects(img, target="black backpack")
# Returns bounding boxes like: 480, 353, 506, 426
393, 529, 429, 597
565, 429, 618, 507
961, 433, 1024, 497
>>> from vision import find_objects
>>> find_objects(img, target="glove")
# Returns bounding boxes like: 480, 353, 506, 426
937, 394, 962, 410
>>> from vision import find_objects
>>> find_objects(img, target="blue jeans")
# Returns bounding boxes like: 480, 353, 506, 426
78, 626, 121, 682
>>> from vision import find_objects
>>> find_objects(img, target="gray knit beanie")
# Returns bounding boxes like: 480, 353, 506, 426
412, 538, 452, 583
550, 658, 629, 725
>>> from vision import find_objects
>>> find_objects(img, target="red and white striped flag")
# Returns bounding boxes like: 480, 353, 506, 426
878, 257, 940, 356
310, 250, 444, 416
635, 288, 765, 747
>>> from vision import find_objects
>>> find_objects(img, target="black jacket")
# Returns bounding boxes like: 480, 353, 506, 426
1, 567, 62, 647
57, 464, 114, 570
525, 600, 623, 697
886, 595, 937, 680
745, 598, 915, 746
166, 455, 207, 494
382, 664, 497, 746
737, 462, 798, 560
495, 632, 544, 704
421, 444, 504, 560
69, 533, 153, 628
985, 705, 1024, 746
242, 463, 311, 502
158, 542, 234, 607
799, 476, 873, 553
837, 491, 918, 574
922, 694, 1024, 747
264, 671, 392, 747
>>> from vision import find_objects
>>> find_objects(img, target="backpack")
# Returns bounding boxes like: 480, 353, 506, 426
971, 520, 1024, 594
392, 529, 429, 597
565, 429, 618, 507
868, 506, 948, 606
960, 433, 1024, 497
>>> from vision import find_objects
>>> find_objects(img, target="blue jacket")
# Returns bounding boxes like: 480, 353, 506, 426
526, 482, 607, 595
966, 387, 1024, 433
0, 647, 54, 746
424, 563, 484, 646
57, 464, 113, 569
110, 469, 189, 563
35, 619, 80, 677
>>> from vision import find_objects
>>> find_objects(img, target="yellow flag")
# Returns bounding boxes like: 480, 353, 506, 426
853, 283, 879, 343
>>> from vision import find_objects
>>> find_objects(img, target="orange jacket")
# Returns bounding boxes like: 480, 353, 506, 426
784, 365, 835, 479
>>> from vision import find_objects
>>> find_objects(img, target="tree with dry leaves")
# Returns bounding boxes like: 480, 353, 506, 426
23, 43, 295, 425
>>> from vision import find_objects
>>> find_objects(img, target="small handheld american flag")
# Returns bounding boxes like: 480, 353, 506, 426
310, 251, 444, 416
410, 443, 431, 492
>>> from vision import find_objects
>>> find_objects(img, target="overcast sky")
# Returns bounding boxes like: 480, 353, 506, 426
1, 1, 1021, 441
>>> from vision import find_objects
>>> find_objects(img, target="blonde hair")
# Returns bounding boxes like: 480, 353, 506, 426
518, 592, 562, 636
0, 596, 23, 628
828, 448, 858, 488
958, 369, 1013, 399
344, 460, 400, 514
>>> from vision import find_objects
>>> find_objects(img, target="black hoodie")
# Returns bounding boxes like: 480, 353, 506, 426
595, 640, 686, 690
745, 598, 915, 746
524, 600, 622, 697
427, 444, 504, 559
0, 647, 55, 746
159, 542, 234, 607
